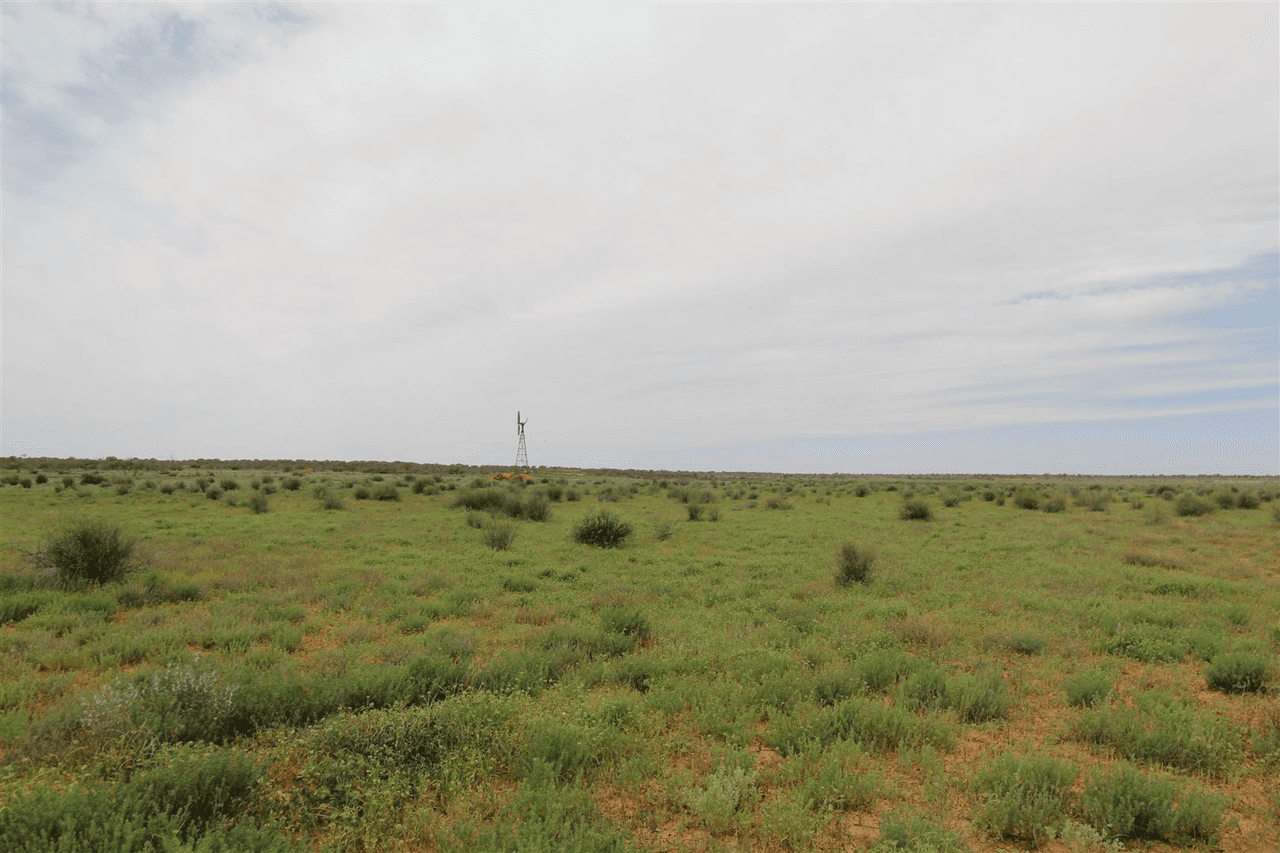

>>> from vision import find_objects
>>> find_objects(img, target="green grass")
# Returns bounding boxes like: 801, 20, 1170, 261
0, 464, 1276, 851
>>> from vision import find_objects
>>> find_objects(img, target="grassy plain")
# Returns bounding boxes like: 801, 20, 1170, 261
0, 462, 1277, 852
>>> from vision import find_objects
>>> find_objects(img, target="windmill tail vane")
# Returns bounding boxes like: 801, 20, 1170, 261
515, 411, 528, 469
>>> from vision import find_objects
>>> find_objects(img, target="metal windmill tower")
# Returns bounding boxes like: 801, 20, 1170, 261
515, 412, 529, 469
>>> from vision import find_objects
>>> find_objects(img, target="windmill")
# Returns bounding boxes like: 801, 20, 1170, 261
515, 412, 529, 469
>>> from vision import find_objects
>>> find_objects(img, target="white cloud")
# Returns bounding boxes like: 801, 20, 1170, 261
3, 3, 1276, 471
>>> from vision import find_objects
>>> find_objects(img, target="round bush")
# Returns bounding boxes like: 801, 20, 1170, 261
899, 499, 933, 521
1204, 652, 1272, 694
572, 509, 633, 548
38, 520, 137, 586
836, 543, 875, 586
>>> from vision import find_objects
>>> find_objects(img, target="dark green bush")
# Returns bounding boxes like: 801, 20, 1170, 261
219, 478, 239, 491
247, 492, 269, 514
0, 593, 43, 625
1012, 490, 1040, 510
1175, 494, 1213, 517
352, 486, 371, 500
35, 520, 138, 587
572, 510, 633, 548
80, 473, 106, 486
1042, 496, 1066, 513
1204, 652, 1272, 693
899, 499, 933, 521
600, 607, 651, 643
1236, 491, 1260, 509
452, 489, 507, 513
281, 477, 302, 491
836, 543, 875, 586
372, 484, 400, 501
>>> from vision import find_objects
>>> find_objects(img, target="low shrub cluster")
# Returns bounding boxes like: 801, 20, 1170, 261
1082, 762, 1227, 845
1074, 691, 1244, 776
973, 752, 1078, 845
0, 745, 288, 853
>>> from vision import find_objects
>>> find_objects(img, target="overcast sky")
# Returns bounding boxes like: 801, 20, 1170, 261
3, 3, 1277, 474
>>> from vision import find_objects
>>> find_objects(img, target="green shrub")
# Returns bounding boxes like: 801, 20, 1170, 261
686, 765, 759, 833
372, 483, 400, 501
899, 499, 933, 521
856, 648, 913, 693
485, 521, 517, 551
1007, 633, 1046, 655
452, 489, 507, 513
1042, 496, 1066, 513
314, 488, 344, 510
948, 666, 1011, 723
206, 487, 223, 500
1075, 692, 1244, 776
1204, 652, 1273, 693
1236, 491, 1260, 509
1064, 669, 1114, 708
836, 542, 876, 586
1175, 494, 1213, 517
572, 510, 633, 548
34, 473, 48, 484
1013, 490, 1040, 510
219, 478, 239, 491
1081, 763, 1227, 845
281, 477, 302, 491
653, 520, 676, 541
35, 520, 138, 587
973, 752, 1078, 846
900, 666, 949, 710
0, 593, 43, 625
247, 492, 269, 514
600, 607, 651, 644
352, 486, 371, 500
872, 810, 968, 852
80, 473, 106, 486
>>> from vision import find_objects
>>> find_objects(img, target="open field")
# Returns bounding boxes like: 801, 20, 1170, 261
1, 460, 1277, 852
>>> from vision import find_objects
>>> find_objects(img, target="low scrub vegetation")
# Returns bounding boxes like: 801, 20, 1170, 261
0, 465, 1274, 851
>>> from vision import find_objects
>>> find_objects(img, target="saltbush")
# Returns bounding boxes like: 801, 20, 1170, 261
35, 520, 138, 587
572, 510, 633, 548
247, 492, 269, 514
